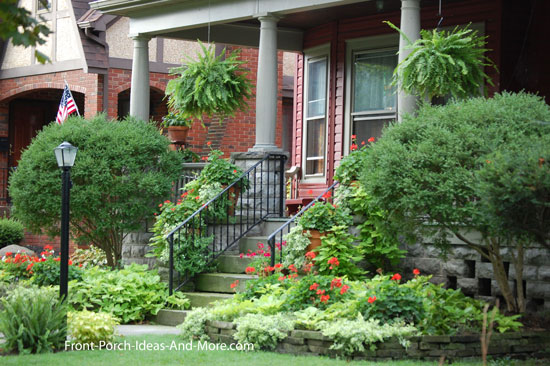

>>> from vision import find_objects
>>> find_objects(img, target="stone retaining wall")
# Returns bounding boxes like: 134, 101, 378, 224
205, 320, 550, 361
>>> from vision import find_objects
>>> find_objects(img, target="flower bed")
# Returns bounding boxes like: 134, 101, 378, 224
205, 321, 550, 361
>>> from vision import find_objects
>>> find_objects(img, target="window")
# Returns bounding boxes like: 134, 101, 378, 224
350, 49, 397, 146
37, 0, 52, 12
303, 51, 329, 179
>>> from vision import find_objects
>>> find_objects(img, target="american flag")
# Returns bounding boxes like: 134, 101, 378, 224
56, 85, 77, 124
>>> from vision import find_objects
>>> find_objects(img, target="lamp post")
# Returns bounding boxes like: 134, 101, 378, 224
54, 141, 77, 300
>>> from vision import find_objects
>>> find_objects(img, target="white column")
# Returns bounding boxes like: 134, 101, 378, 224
397, 0, 420, 121
250, 14, 280, 152
130, 35, 151, 121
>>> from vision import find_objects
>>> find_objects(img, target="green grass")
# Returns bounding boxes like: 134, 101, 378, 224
0, 334, 546, 366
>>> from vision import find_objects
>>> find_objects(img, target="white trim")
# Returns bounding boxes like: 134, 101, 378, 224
301, 43, 330, 183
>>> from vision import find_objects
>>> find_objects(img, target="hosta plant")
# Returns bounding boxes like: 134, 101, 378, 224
68, 310, 119, 346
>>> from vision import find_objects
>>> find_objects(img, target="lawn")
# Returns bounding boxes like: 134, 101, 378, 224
1, 334, 546, 366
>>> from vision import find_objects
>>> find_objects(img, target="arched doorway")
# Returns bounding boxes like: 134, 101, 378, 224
117, 87, 168, 124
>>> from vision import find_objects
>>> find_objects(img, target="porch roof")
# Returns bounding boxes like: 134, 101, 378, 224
89, 0, 403, 51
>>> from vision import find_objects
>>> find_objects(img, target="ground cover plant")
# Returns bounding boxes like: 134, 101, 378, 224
9, 114, 182, 267
361, 92, 550, 313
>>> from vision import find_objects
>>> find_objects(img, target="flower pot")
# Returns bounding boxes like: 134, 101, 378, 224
166, 126, 190, 144
223, 185, 240, 216
304, 229, 326, 253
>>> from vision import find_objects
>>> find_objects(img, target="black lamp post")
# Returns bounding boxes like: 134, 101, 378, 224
54, 141, 77, 300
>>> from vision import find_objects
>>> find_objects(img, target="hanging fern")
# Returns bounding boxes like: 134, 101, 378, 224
165, 41, 253, 122
385, 21, 496, 100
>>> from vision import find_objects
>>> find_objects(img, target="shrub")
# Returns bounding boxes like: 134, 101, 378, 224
9, 114, 181, 267
0, 286, 67, 354
233, 313, 294, 350
69, 263, 175, 323
178, 307, 211, 342
362, 92, 550, 312
29, 256, 83, 287
0, 217, 24, 249
68, 310, 119, 346
282, 274, 354, 312
281, 225, 311, 269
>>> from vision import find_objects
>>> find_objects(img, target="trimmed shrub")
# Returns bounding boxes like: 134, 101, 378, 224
8, 114, 181, 267
0, 286, 67, 354
0, 217, 24, 249
68, 310, 119, 346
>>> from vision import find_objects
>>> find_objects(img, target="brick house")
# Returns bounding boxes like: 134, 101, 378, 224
0, 0, 295, 252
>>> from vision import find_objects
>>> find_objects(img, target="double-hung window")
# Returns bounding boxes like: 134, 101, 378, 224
350, 49, 397, 145
302, 48, 329, 180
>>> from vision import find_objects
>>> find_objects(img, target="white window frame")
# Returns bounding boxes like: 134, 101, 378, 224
344, 34, 398, 153
301, 44, 330, 182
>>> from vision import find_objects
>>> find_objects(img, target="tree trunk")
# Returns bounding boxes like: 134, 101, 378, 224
487, 237, 518, 313
512, 241, 526, 313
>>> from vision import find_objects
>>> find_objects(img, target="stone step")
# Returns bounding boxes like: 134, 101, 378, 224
195, 273, 256, 293
153, 309, 189, 326
182, 292, 234, 308
259, 218, 296, 236
238, 236, 269, 254
216, 254, 254, 273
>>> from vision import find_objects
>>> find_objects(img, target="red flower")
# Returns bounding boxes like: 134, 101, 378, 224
327, 257, 340, 267
330, 278, 342, 290
201, 156, 208, 161
264, 266, 275, 273
413, 268, 420, 276
207, 141, 212, 146
26, 263, 34, 271
44, 245, 53, 251
350, 143, 358, 151
368, 296, 377, 303
264, 252, 271, 257
54, 257, 61, 262
303, 263, 313, 273
78, 263, 83, 268
288, 264, 298, 273
307, 189, 313, 195
239, 253, 244, 259
322, 190, 332, 199
5, 252, 12, 256
368, 137, 375, 143
320, 295, 330, 303
230, 280, 239, 289
316, 289, 325, 295
340, 285, 350, 295
274, 263, 283, 269
309, 283, 319, 291
68, 260, 73, 266
278, 276, 286, 281
351, 134, 357, 139
391, 273, 402, 281
257, 243, 264, 249
305, 251, 316, 260
233, 169, 237, 173
245, 266, 256, 274
361, 141, 366, 145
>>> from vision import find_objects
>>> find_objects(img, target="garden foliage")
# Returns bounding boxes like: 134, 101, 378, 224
0, 217, 24, 249
362, 92, 550, 312
0, 286, 67, 354
9, 114, 181, 267
68, 310, 119, 346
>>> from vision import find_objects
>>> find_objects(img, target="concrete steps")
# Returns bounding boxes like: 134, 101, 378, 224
181, 292, 234, 308
216, 254, 253, 273
195, 273, 257, 293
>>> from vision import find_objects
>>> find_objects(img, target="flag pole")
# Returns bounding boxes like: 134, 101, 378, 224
64, 80, 81, 117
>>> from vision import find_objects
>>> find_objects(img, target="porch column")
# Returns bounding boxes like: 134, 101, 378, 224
397, 0, 420, 121
130, 35, 151, 121
250, 14, 280, 152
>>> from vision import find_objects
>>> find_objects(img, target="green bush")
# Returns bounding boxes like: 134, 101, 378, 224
316, 226, 365, 279
0, 286, 67, 354
30, 256, 83, 287
362, 92, 550, 312
69, 263, 181, 323
68, 310, 119, 346
0, 217, 24, 249
69, 246, 108, 269
233, 313, 294, 350
9, 114, 181, 267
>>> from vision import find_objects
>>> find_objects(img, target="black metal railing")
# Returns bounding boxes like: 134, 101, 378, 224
171, 163, 207, 203
267, 181, 340, 266
167, 153, 287, 294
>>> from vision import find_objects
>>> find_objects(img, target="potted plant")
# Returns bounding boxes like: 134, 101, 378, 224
165, 41, 253, 123
162, 111, 193, 144
198, 149, 249, 215
385, 22, 496, 101
298, 200, 352, 252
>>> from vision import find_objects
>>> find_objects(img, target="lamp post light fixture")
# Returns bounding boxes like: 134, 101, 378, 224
54, 141, 77, 300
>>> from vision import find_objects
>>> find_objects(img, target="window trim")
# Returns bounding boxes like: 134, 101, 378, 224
343, 34, 398, 154
301, 44, 330, 182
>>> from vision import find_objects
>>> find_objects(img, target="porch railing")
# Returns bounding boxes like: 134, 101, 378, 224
267, 181, 340, 266
167, 153, 287, 294
171, 162, 207, 203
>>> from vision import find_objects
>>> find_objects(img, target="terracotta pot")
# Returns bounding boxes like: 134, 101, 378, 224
304, 229, 326, 253
166, 126, 190, 144
223, 185, 240, 216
